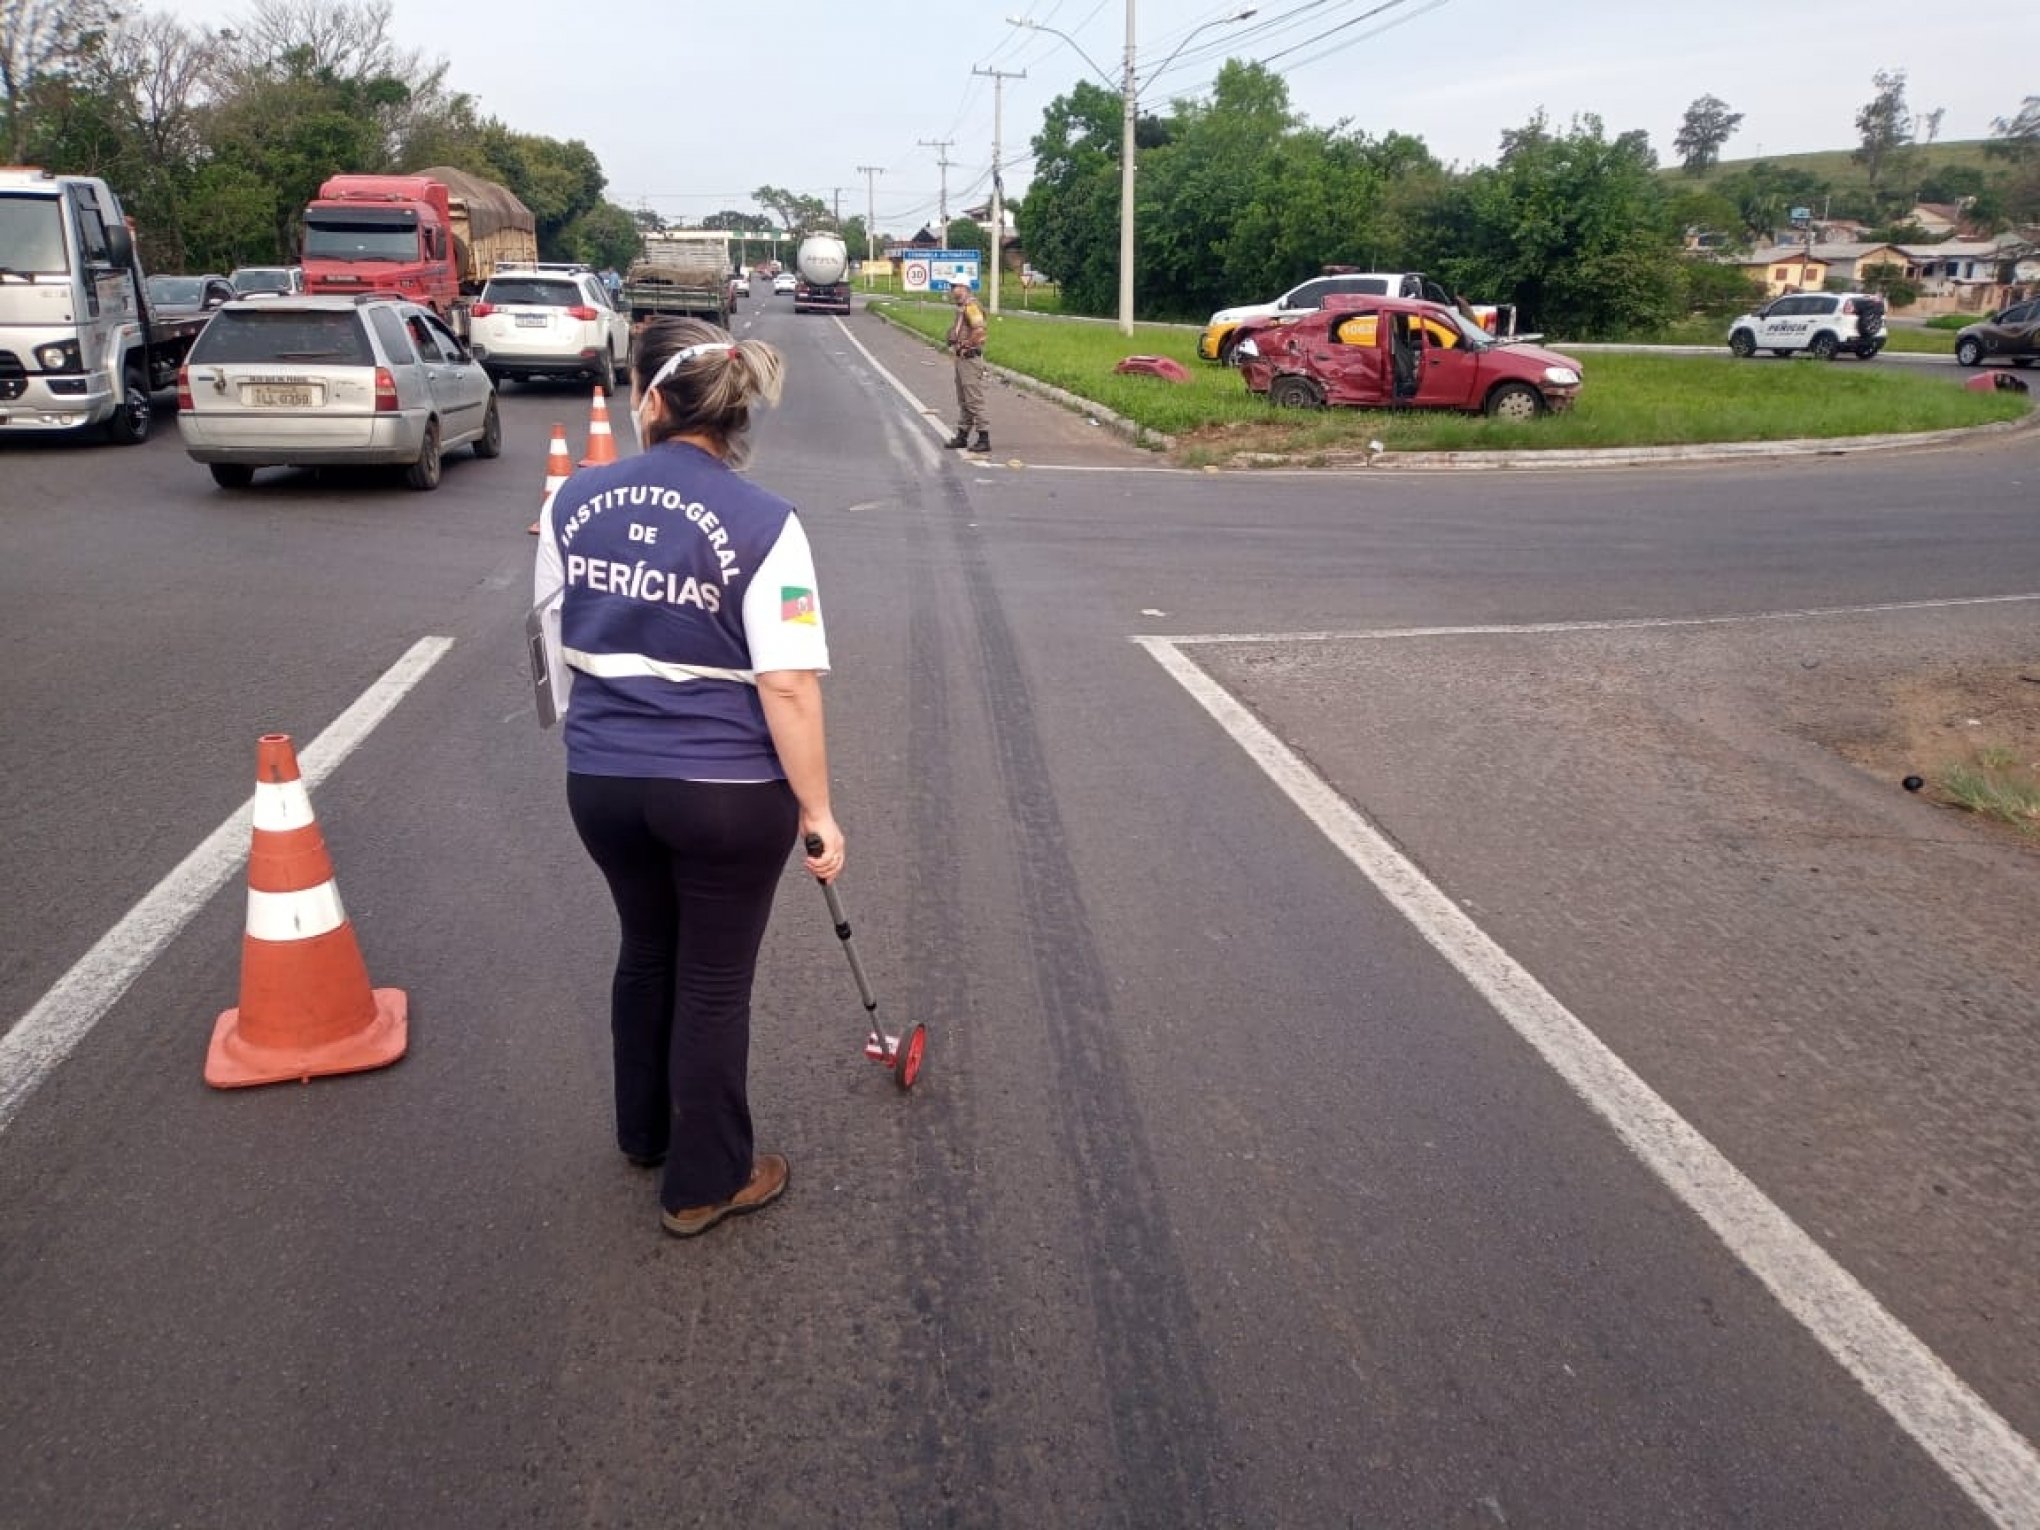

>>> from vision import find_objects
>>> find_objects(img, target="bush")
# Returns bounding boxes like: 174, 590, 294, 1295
1860, 262, 1919, 309
1926, 313, 1976, 330
1681, 259, 1766, 318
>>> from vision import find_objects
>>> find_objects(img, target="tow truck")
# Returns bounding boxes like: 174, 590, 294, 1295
0, 167, 207, 443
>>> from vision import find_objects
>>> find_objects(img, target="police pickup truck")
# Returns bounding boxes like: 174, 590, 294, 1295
0, 167, 209, 443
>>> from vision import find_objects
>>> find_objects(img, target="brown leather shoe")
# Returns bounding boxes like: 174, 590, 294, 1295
660, 1154, 789, 1238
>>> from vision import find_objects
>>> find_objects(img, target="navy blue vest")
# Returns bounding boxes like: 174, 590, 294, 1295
554, 441, 794, 780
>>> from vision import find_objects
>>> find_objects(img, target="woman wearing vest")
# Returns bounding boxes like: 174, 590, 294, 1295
533, 317, 842, 1238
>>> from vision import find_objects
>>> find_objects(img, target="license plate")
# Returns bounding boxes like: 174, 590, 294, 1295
515, 314, 548, 328
250, 385, 316, 407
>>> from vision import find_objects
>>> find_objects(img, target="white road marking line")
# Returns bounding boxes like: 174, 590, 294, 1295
831, 316, 950, 441
0, 636, 454, 1136
1160, 591, 2040, 647
1134, 632, 2040, 1528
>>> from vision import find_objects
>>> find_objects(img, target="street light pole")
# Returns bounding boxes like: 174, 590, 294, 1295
1012, 9, 1251, 337
974, 65, 1026, 315
1118, 0, 1137, 335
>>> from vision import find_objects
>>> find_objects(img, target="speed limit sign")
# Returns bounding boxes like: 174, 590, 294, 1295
904, 260, 931, 292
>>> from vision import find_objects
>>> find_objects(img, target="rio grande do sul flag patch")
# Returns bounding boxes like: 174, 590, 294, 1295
780, 587, 819, 625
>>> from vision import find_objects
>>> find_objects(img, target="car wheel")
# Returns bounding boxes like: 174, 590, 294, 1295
473, 396, 502, 459
1856, 341, 1884, 359
1955, 337, 1984, 367
1809, 333, 1839, 360
209, 463, 255, 489
2013, 357, 2034, 369
1729, 329, 1756, 358
104, 361, 152, 445
595, 349, 616, 394
405, 419, 443, 491
1485, 382, 1542, 421
1217, 333, 1242, 367
1268, 374, 1323, 409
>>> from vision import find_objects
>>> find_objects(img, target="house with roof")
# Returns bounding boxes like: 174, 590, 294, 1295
1905, 203, 1966, 239
1726, 242, 1916, 297
1902, 238, 2025, 315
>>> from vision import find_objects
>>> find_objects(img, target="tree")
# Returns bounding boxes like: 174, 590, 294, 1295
1988, 96, 2040, 220
1, 0, 118, 161
1433, 112, 1682, 338
945, 216, 989, 260
559, 201, 639, 272
1673, 95, 1742, 173
1853, 69, 1913, 198
701, 208, 770, 232
752, 184, 827, 234
1014, 79, 1126, 315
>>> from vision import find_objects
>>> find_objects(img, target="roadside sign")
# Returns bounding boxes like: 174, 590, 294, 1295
903, 259, 930, 292
1790, 206, 1811, 223
931, 249, 981, 291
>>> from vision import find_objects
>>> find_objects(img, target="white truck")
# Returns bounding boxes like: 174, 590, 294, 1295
0, 167, 208, 443
793, 233, 850, 315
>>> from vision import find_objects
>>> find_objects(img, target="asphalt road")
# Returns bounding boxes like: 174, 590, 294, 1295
2, 302, 2037, 1528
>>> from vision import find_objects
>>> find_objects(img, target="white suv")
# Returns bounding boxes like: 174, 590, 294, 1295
469, 265, 632, 391
1727, 293, 1886, 360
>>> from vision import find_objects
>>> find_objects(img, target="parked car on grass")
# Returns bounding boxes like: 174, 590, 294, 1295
1953, 301, 2040, 368
1726, 292, 1886, 360
468, 264, 631, 391
1236, 296, 1582, 418
228, 265, 305, 298
1200, 271, 1502, 365
143, 274, 238, 316
176, 294, 500, 490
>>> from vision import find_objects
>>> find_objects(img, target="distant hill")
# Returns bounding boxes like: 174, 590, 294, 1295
1666, 140, 1997, 199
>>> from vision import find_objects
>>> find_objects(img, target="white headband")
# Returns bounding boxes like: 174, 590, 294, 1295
644, 341, 736, 394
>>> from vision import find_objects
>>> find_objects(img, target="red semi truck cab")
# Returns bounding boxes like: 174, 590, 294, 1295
301, 175, 459, 316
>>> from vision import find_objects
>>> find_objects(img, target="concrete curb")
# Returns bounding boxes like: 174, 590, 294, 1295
864, 304, 1177, 452
863, 303, 2034, 472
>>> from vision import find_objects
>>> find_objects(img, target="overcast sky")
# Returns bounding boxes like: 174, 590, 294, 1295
158, 0, 2038, 232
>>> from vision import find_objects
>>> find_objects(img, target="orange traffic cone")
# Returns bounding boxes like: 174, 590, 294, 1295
579, 386, 618, 468
205, 734, 408, 1088
530, 422, 571, 536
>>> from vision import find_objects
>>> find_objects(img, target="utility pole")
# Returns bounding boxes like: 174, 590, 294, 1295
856, 164, 884, 279
833, 186, 843, 226
918, 137, 955, 250
973, 65, 1025, 315
1119, 0, 1137, 335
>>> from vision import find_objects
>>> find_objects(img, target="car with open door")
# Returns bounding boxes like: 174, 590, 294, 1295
1236, 295, 1582, 418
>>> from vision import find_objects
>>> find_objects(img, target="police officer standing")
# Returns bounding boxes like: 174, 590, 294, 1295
533, 316, 843, 1239
944, 275, 989, 453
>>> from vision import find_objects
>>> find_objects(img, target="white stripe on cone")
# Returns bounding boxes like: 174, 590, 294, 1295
251, 779, 315, 832
245, 881, 347, 942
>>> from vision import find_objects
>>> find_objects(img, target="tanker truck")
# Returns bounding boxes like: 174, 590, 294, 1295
793, 233, 850, 314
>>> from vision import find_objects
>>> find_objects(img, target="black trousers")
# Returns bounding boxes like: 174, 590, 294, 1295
567, 773, 798, 1210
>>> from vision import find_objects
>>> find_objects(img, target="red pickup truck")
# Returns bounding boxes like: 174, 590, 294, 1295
1237, 295, 1583, 419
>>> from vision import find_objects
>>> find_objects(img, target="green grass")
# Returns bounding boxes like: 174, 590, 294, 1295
869, 299, 2028, 456
1941, 753, 2040, 835
858, 283, 1071, 314
1580, 317, 1955, 353
1924, 313, 1977, 331
1667, 141, 1998, 196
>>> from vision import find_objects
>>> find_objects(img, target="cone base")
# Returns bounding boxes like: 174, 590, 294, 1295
205, 987, 409, 1089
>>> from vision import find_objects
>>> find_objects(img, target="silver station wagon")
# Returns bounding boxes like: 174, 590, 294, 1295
176, 295, 501, 490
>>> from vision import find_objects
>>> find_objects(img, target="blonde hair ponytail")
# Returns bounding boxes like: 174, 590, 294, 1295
631, 318, 784, 464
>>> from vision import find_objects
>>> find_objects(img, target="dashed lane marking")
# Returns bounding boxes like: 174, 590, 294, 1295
0, 636, 455, 1136
1135, 613, 2040, 1529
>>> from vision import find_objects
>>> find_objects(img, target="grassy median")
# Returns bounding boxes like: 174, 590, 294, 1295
868, 299, 2029, 460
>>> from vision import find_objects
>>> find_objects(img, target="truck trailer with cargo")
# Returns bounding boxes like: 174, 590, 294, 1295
622, 231, 734, 327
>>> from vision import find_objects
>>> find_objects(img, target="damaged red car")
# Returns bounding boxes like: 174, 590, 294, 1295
1236, 296, 1583, 419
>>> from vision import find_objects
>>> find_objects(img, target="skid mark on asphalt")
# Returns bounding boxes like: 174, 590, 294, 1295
1134, 619, 2040, 1530
948, 469, 1230, 1523
0, 636, 454, 1137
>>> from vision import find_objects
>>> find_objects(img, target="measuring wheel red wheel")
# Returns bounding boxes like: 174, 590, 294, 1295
893, 1024, 928, 1091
